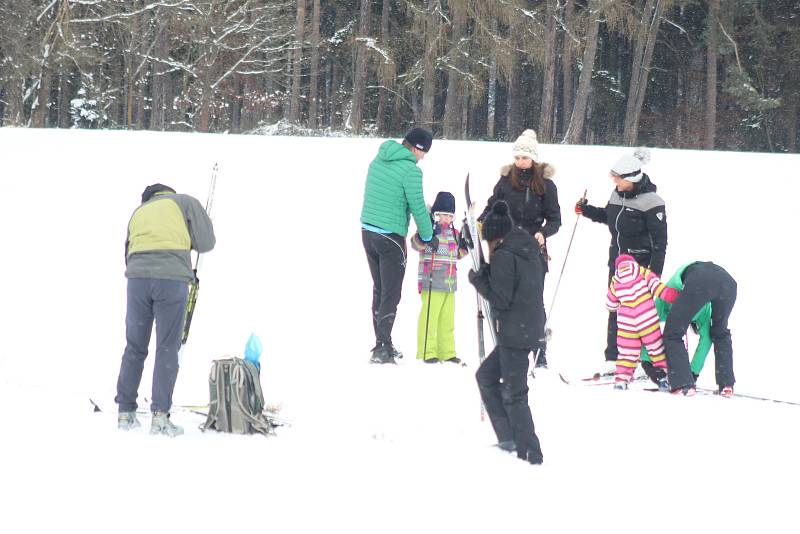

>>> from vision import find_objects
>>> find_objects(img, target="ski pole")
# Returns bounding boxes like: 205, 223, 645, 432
422, 239, 436, 361
532, 189, 586, 370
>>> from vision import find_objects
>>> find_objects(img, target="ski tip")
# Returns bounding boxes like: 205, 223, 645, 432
89, 398, 102, 413
558, 373, 570, 385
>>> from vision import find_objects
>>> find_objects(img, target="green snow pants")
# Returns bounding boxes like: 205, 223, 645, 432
417, 290, 457, 361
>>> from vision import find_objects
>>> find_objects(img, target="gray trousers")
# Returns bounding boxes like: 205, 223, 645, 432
115, 278, 189, 413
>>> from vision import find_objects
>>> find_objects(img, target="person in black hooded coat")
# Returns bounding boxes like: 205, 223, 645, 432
575, 148, 668, 366
469, 200, 545, 465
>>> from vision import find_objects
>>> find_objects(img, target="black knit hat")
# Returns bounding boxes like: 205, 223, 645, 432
141, 183, 176, 203
404, 127, 433, 153
482, 200, 514, 242
431, 191, 456, 214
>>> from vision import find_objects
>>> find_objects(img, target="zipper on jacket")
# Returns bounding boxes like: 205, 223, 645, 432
614, 196, 625, 257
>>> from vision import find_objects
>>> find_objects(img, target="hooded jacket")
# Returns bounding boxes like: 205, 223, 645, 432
360, 140, 434, 239
125, 191, 216, 282
581, 173, 667, 275
468, 227, 544, 350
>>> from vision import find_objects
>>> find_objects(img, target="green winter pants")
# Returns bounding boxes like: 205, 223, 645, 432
417, 290, 457, 361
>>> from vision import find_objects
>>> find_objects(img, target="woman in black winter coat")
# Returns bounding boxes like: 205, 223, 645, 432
478, 129, 561, 368
575, 148, 668, 368
469, 201, 545, 465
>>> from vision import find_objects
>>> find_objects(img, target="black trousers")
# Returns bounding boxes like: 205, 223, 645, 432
362, 229, 407, 345
476, 345, 543, 463
664, 262, 737, 390
605, 266, 619, 361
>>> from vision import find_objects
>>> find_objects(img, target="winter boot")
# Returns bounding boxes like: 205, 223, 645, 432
671, 386, 697, 397
388, 344, 403, 360
117, 411, 141, 430
600, 359, 617, 377
444, 357, 462, 365
496, 440, 516, 453
613, 380, 628, 391
719, 386, 734, 398
423, 357, 439, 364
370, 343, 397, 365
150, 412, 184, 437
656, 377, 670, 392
518, 449, 543, 465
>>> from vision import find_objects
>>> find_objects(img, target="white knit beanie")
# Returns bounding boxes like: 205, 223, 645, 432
611, 147, 651, 183
511, 129, 539, 161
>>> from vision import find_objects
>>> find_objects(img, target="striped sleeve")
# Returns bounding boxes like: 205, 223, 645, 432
606, 284, 620, 312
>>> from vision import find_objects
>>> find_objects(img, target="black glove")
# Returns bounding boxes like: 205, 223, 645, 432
468, 268, 480, 285
426, 234, 439, 251
574, 198, 588, 215
458, 221, 473, 249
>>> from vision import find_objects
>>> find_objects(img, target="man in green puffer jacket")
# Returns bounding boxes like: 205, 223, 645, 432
361, 127, 436, 364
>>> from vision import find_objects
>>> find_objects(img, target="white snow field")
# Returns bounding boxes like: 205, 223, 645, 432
2, 128, 799, 533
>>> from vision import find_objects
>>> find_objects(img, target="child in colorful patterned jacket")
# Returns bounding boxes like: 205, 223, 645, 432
410, 191, 470, 363
606, 254, 679, 389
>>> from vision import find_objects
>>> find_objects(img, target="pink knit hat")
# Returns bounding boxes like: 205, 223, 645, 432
615, 254, 636, 269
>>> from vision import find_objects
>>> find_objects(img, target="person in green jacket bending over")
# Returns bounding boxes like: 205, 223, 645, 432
361, 128, 436, 365
642, 261, 737, 397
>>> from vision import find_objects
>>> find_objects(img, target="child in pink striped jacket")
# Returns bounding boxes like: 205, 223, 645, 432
606, 254, 679, 389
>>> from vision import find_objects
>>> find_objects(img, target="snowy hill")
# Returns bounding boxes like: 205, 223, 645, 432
2, 128, 799, 533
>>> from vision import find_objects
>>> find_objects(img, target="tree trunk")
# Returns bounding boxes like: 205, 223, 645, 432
622, 0, 666, 146
308, 0, 321, 129
375, 0, 391, 134
564, 0, 601, 144
442, 13, 466, 139
351, 0, 370, 133
289, 0, 306, 124
486, 19, 498, 139
420, 0, 437, 130
704, 0, 720, 149
561, 0, 575, 136
538, 0, 558, 142
786, 93, 798, 153
32, 67, 51, 127
151, 16, 169, 131
506, 50, 523, 139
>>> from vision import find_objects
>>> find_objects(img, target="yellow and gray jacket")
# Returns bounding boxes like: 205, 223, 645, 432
125, 191, 216, 282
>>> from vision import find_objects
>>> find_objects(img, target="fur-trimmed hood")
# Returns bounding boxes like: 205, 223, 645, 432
500, 162, 556, 180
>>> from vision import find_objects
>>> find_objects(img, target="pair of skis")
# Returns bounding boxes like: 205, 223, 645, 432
180, 163, 219, 353
464, 175, 496, 421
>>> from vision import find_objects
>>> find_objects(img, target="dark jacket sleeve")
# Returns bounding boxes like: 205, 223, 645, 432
541, 181, 562, 238
645, 206, 668, 275
478, 177, 505, 222
581, 202, 608, 225
469, 250, 515, 312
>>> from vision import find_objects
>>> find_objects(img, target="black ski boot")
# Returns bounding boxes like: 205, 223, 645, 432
370, 342, 397, 364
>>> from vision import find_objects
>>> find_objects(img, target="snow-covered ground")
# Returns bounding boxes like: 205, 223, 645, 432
2, 128, 799, 533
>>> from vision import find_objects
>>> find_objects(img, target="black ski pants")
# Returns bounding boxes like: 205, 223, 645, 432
116, 277, 189, 413
605, 266, 619, 361
476, 345, 543, 463
664, 262, 737, 391
362, 229, 407, 346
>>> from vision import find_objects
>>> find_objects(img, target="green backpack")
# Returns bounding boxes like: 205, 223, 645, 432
201, 357, 273, 435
